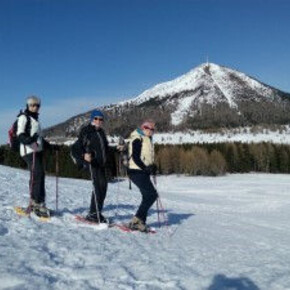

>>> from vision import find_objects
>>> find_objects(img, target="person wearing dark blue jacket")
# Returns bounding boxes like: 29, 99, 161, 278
71, 110, 109, 223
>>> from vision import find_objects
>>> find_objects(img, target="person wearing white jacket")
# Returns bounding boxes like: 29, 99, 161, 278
127, 120, 158, 232
17, 96, 58, 217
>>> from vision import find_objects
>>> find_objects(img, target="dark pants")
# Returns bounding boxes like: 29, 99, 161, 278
23, 152, 45, 204
89, 166, 107, 214
129, 171, 158, 223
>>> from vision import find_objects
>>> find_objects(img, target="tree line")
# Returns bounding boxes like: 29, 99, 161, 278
0, 142, 289, 178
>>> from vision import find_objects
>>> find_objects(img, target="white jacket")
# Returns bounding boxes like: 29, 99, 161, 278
17, 114, 44, 157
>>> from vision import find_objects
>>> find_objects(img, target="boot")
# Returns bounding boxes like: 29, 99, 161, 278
85, 212, 109, 224
128, 216, 150, 232
33, 202, 50, 218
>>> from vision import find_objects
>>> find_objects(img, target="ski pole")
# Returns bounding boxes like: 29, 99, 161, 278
152, 174, 169, 228
156, 192, 161, 228
114, 151, 121, 220
152, 175, 161, 227
55, 150, 59, 212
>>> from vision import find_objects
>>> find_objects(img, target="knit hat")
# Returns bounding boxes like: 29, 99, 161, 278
26, 96, 41, 106
141, 120, 155, 130
90, 110, 104, 121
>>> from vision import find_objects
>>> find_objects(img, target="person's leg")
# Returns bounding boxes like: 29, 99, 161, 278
129, 172, 158, 223
23, 152, 45, 204
88, 167, 108, 222
96, 167, 107, 212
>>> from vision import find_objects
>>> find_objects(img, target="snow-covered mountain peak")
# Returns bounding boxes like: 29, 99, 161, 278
44, 63, 290, 140
123, 62, 273, 108
117, 62, 286, 126
124, 63, 213, 106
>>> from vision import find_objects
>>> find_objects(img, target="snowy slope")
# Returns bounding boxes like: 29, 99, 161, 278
1, 165, 290, 289
121, 63, 273, 107
119, 63, 282, 125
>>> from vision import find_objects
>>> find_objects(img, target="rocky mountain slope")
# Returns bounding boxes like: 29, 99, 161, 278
44, 63, 290, 141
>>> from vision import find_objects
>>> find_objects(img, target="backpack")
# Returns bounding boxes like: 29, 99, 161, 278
70, 128, 91, 169
8, 111, 31, 152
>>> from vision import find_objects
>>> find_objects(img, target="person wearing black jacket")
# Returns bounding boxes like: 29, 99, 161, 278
16, 96, 59, 217
71, 110, 109, 223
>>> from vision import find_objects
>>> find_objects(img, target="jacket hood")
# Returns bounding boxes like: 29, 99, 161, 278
129, 128, 144, 139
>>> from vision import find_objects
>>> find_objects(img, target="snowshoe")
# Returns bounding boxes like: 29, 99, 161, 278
111, 222, 156, 234
14, 206, 51, 222
85, 212, 109, 224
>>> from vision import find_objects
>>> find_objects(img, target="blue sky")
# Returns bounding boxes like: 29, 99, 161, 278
0, 0, 290, 143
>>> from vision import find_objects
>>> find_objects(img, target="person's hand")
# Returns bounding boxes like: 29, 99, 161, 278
151, 164, 157, 175
51, 144, 60, 151
31, 133, 39, 143
117, 144, 126, 152
84, 153, 92, 163
91, 158, 99, 167
144, 164, 157, 175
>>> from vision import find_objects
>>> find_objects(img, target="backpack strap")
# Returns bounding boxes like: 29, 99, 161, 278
17, 111, 32, 135
24, 114, 31, 136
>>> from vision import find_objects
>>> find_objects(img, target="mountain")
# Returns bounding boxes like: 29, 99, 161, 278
44, 63, 290, 141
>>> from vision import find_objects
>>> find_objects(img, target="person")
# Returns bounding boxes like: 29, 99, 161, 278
71, 110, 109, 223
127, 120, 158, 232
17, 96, 59, 217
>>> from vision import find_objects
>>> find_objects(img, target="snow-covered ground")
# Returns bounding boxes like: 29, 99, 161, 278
61, 125, 290, 147
1, 165, 290, 290
152, 127, 290, 145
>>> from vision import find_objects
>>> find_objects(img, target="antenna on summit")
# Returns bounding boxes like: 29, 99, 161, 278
206, 55, 209, 67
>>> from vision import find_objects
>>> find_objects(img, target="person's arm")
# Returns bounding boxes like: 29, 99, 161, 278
71, 129, 88, 168
132, 139, 146, 170
17, 115, 38, 145
43, 138, 60, 151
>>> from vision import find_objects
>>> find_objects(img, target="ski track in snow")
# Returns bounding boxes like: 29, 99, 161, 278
1, 165, 290, 289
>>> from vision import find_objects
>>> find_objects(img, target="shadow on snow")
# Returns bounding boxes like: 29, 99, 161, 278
207, 274, 260, 290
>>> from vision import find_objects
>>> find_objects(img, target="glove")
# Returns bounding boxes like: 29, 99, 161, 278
31, 133, 39, 143
117, 144, 126, 152
91, 158, 99, 167
51, 144, 60, 151
144, 164, 157, 175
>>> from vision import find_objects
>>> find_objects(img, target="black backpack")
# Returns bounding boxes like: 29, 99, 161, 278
8, 111, 31, 152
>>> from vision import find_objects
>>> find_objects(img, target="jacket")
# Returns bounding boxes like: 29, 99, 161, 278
128, 128, 154, 171
16, 112, 44, 157
71, 124, 108, 169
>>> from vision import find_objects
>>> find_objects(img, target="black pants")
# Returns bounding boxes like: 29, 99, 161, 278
23, 152, 45, 204
129, 171, 158, 223
89, 166, 107, 214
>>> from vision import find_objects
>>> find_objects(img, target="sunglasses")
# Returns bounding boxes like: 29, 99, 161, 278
29, 103, 40, 108
144, 126, 155, 131
94, 117, 104, 121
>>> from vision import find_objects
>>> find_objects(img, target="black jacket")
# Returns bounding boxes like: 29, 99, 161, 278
71, 124, 108, 169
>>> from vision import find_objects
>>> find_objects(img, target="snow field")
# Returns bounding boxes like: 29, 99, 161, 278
0, 165, 290, 289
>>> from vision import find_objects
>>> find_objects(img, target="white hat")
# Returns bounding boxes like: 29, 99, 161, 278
26, 95, 41, 106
